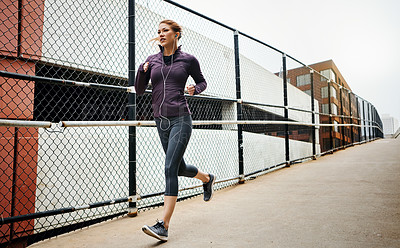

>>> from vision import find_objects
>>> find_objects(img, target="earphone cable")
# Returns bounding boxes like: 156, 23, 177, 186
159, 41, 176, 131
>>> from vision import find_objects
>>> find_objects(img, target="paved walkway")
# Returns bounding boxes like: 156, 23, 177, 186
30, 138, 400, 248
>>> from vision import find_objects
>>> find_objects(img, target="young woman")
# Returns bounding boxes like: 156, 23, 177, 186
135, 19, 216, 242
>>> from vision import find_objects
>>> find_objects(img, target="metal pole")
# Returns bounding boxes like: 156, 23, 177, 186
0, 70, 135, 93
234, 30, 244, 184
327, 81, 334, 151
375, 107, 378, 138
363, 100, 367, 142
349, 91, 354, 145
367, 102, 372, 141
60, 120, 353, 128
127, 0, 137, 217
371, 105, 374, 139
10, 128, 19, 241
339, 85, 344, 147
375, 110, 379, 138
310, 69, 316, 159
372, 105, 376, 139
374, 106, 377, 139
374, 110, 377, 138
1, 197, 131, 225
356, 96, 361, 143
0, 119, 52, 128
282, 54, 290, 166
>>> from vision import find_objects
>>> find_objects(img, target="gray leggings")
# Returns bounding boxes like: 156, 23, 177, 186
155, 115, 198, 196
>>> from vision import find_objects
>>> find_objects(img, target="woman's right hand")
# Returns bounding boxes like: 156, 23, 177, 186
143, 62, 149, 72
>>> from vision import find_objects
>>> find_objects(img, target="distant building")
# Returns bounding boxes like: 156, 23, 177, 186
382, 114, 399, 137
286, 60, 364, 152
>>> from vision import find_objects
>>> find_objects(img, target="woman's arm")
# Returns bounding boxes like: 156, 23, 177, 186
135, 57, 151, 95
189, 56, 207, 95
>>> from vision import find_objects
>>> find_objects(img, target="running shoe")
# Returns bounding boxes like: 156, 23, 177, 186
203, 173, 216, 202
142, 220, 168, 241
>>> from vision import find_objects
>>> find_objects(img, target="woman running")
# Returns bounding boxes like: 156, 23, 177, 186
135, 19, 216, 242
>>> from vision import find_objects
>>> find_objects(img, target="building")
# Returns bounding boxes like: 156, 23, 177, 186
286, 60, 362, 152
382, 114, 399, 138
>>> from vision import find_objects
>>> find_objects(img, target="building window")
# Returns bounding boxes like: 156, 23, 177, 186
296, 74, 311, 86
331, 103, 338, 115
304, 89, 311, 96
331, 86, 337, 99
321, 103, 338, 115
342, 99, 347, 110
334, 120, 339, 132
321, 86, 337, 99
321, 104, 329, 114
321, 87, 328, 98
320, 69, 336, 83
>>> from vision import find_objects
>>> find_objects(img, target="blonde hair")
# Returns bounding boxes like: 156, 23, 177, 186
149, 19, 182, 44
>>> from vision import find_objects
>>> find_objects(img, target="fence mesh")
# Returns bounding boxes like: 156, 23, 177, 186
0, 0, 383, 246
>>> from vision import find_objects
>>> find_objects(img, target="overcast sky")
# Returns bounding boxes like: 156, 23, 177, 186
173, 0, 400, 122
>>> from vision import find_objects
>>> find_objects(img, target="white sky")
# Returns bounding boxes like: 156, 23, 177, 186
173, 0, 400, 122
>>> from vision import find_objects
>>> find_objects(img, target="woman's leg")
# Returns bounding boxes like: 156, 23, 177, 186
162, 196, 177, 230
156, 115, 214, 229
194, 170, 210, 183
158, 116, 193, 229
178, 159, 215, 201
178, 158, 209, 183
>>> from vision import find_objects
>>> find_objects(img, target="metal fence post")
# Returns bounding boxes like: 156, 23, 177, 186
327, 80, 334, 151
366, 102, 369, 141
10, 128, 19, 242
361, 99, 364, 142
371, 104, 375, 139
310, 69, 316, 159
375, 109, 379, 138
371, 105, 374, 139
355, 95, 361, 143
349, 91, 354, 145
127, 0, 137, 217
367, 102, 372, 141
374, 106, 377, 139
282, 54, 290, 166
339, 85, 344, 148
363, 100, 367, 142
374, 108, 376, 139
376, 109, 378, 139
234, 30, 244, 184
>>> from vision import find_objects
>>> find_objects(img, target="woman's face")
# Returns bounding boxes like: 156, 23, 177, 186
158, 23, 177, 47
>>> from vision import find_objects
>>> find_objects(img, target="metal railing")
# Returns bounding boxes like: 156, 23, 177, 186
0, 0, 383, 246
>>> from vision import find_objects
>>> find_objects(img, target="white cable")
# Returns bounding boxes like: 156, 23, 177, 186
159, 39, 177, 131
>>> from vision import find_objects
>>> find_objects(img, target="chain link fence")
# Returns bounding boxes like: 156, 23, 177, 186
0, 0, 383, 246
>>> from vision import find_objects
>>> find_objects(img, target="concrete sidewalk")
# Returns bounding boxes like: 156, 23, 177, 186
31, 138, 400, 248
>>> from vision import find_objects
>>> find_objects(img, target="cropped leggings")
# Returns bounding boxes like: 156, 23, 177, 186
155, 115, 198, 196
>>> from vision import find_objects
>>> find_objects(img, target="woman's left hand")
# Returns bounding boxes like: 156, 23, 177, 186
187, 85, 195, 96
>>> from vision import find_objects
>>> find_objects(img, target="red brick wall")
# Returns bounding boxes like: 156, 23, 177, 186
0, 0, 44, 58
0, 0, 45, 244
0, 1, 18, 56
0, 60, 36, 119
286, 60, 360, 151
0, 127, 15, 243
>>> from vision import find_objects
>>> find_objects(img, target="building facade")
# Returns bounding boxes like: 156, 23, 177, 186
286, 60, 362, 152
382, 114, 399, 137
